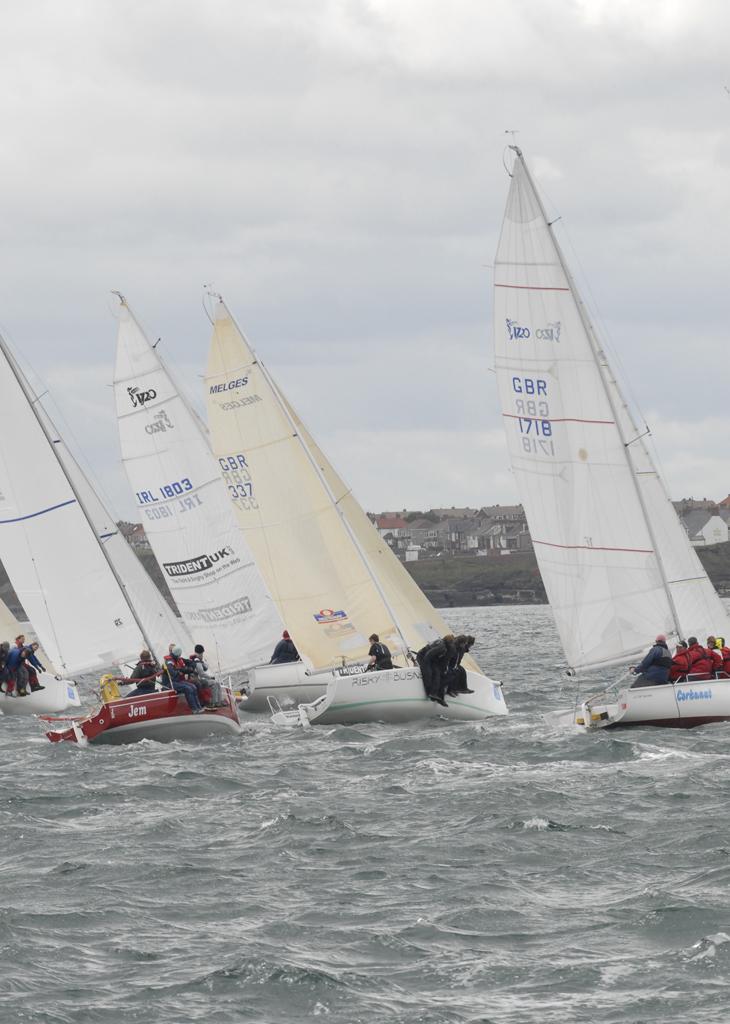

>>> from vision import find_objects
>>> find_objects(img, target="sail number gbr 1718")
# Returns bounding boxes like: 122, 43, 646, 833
511, 376, 555, 457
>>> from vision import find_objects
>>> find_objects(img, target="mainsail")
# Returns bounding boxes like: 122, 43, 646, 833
0, 333, 186, 675
113, 299, 283, 672
493, 147, 730, 673
204, 298, 457, 671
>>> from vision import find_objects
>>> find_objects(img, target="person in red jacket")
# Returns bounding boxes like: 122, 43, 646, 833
714, 637, 730, 677
685, 637, 714, 678
669, 641, 691, 682
706, 636, 723, 674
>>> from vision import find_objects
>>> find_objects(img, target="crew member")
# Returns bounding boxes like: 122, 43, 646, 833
23, 642, 45, 692
417, 635, 456, 706
716, 637, 730, 677
442, 635, 475, 696
189, 644, 225, 707
366, 634, 393, 672
630, 634, 672, 687
669, 640, 691, 682
125, 650, 160, 698
686, 636, 714, 678
6, 635, 29, 696
706, 636, 723, 674
166, 646, 204, 713
270, 630, 299, 664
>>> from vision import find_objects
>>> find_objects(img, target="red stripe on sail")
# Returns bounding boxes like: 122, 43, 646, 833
533, 539, 654, 554
503, 413, 614, 426
495, 283, 571, 291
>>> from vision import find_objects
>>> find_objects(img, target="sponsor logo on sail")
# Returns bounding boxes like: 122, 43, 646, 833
188, 597, 253, 622
128, 385, 157, 408
209, 376, 249, 394
163, 547, 234, 577
145, 410, 174, 435
336, 663, 369, 676
314, 609, 348, 624
505, 319, 561, 342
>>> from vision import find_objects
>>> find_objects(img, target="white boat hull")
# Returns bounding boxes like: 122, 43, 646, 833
245, 661, 324, 712
0, 674, 81, 717
555, 677, 730, 730
273, 666, 508, 726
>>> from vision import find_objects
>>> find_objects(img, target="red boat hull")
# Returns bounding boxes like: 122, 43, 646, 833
46, 689, 241, 745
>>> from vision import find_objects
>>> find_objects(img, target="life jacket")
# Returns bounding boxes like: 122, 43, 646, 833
686, 643, 713, 677
719, 647, 730, 676
707, 647, 723, 672
652, 646, 673, 670
370, 643, 393, 670
669, 649, 691, 681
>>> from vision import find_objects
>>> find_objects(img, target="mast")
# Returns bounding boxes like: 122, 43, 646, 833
215, 294, 413, 659
0, 332, 159, 660
510, 146, 684, 641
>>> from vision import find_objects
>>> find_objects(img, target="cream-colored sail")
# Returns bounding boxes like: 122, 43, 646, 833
205, 300, 455, 670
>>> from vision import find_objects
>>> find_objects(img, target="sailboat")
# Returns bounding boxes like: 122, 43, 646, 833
112, 295, 313, 711
204, 296, 508, 725
0, 328, 240, 741
494, 147, 730, 729
0, 595, 75, 716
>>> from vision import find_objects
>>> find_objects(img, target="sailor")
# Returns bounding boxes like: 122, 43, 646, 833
716, 637, 730, 677
124, 650, 160, 697
669, 640, 691, 682
269, 630, 299, 664
442, 634, 475, 696
166, 646, 204, 713
23, 642, 46, 692
0, 640, 10, 693
366, 634, 393, 672
416, 635, 456, 706
685, 636, 714, 678
189, 644, 225, 707
706, 636, 723, 674
630, 634, 672, 687
6, 635, 29, 696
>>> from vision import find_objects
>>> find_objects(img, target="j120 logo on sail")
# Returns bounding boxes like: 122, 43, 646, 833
128, 385, 157, 408
505, 319, 530, 340
145, 410, 174, 434
506, 319, 561, 342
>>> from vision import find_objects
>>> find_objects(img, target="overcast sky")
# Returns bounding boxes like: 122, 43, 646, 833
1, 0, 729, 520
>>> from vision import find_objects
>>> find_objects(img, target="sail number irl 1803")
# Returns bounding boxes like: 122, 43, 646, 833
511, 376, 555, 457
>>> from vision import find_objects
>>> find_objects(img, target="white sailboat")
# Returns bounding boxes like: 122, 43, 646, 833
494, 147, 730, 729
204, 296, 508, 725
0, 329, 190, 718
112, 296, 311, 710
0, 594, 69, 715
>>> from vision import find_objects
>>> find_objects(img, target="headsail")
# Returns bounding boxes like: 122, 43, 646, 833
204, 299, 456, 670
0, 334, 185, 674
114, 299, 283, 672
493, 148, 730, 673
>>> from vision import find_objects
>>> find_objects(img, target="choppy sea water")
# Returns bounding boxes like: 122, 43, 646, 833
2, 605, 730, 1024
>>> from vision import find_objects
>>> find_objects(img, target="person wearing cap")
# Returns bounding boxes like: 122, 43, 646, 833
669, 640, 691, 682
685, 637, 714, 678
270, 630, 299, 664
630, 634, 672, 687
366, 634, 393, 671
124, 650, 160, 697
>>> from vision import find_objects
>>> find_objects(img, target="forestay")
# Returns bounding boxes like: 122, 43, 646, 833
205, 300, 455, 671
113, 300, 283, 672
0, 335, 184, 675
493, 149, 730, 673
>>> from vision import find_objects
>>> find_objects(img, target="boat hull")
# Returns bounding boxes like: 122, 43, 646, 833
46, 689, 241, 745
1, 675, 80, 717
245, 661, 324, 712
298, 667, 508, 726
556, 677, 730, 730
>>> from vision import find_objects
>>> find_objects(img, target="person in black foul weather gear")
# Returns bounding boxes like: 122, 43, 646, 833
630, 634, 673, 687
270, 630, 299, 664
417, 635, 457, 706
124, 650, 160, 697
443, 634, 476, 696
366, 634, 393, 671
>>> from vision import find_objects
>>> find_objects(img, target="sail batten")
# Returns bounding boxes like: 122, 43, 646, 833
494, 149, 730, 672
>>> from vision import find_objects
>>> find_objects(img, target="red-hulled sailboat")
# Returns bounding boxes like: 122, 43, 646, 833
46, 678, 241, 745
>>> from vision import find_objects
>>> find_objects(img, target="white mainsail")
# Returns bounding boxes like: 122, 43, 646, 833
493, 148, 730, 673
0, 334, 186, 675
204, 299, 457, 671
113, 299, 283, 673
